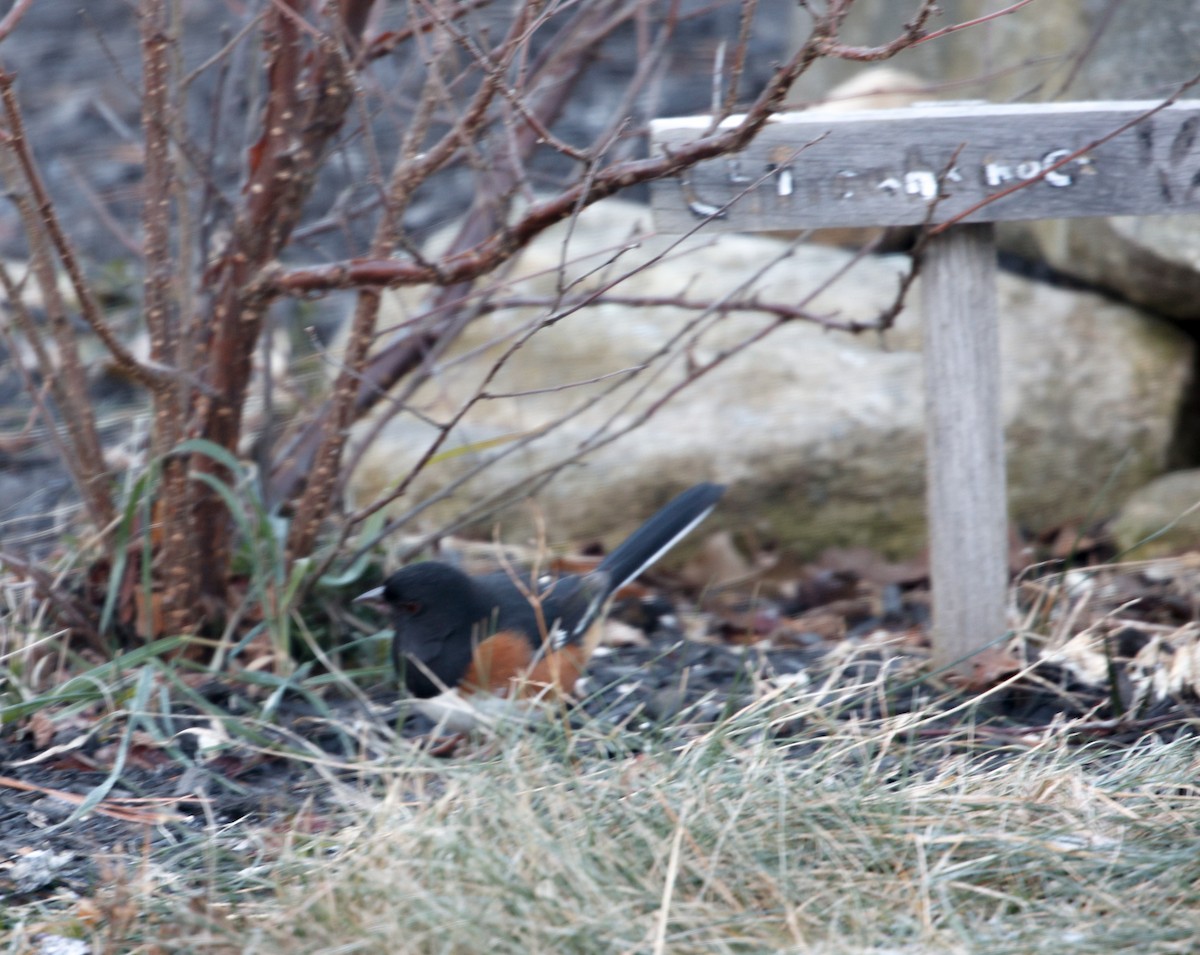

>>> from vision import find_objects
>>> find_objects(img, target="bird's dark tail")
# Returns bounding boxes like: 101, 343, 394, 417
597, 482, 726, 594
559, 483, 724, 647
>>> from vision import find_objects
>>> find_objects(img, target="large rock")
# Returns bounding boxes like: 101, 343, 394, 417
350, 199, 1192, 559
1004, 215, 1200, 321
789, 2, 1200, 107
1111, 469, 1200, 559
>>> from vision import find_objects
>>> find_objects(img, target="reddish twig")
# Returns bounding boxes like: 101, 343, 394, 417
813, 0, 940, 61
139, 0, 200, 634
472, 292, 871, 336
359, 0, 491, 64
0, 85, 116, 530
0, 0, 35, 42
0, 775, 188, 825
912, 0, 1041, 47
0, 73, 166, 394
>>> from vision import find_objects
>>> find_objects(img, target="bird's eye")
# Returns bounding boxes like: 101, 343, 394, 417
399, 600, 422, 615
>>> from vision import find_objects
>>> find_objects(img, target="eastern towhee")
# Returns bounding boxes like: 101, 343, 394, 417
356, 483, 725, 730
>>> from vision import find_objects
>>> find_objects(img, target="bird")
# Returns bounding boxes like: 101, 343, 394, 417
356, 483, 725, 731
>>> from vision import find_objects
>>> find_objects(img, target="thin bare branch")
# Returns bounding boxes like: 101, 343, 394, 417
0, 0, 34, 43
140, 0, 199, 634
719, 0, 755, 120
913, 0, 1041, 48
260, 5, 851, 299
359, 0, 491, 65
0, 72, 168, 394
0, 139, 115, 529
472, 291, 869, 335
0, 267, 94, 522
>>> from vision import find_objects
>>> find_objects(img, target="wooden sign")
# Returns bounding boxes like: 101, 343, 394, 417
649, 99, 1200, 675
650, 100, 1200, 232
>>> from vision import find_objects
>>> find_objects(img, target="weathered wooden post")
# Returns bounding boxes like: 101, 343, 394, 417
650, 101, 1200, 674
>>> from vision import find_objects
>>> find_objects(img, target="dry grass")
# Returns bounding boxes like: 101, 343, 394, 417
8, 551, 1200, 954
13, 693, 1200, 955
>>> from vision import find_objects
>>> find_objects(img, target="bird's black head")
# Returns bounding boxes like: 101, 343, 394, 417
371, 562, 488, 698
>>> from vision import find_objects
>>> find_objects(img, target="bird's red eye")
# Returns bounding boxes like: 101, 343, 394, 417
399, 600, 422, 615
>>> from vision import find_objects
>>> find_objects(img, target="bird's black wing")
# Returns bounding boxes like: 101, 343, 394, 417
474, 571, 602, 650
475, 482, 724, 649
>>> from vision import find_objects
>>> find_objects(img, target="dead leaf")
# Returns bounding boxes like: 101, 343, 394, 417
680, 530, 759, 589
28, 710, 56, 749
952, 645, 1024, 690
816, 546, 927, 586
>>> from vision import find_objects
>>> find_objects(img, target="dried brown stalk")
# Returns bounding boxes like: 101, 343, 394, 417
0, 85, 114, 531
0, 73, 165, 393
139, 0, 199, 633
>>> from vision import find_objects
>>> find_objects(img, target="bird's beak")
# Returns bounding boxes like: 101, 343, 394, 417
354, 585, 385, 605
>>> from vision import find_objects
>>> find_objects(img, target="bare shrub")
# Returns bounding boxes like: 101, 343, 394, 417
0, 0, 953, 644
